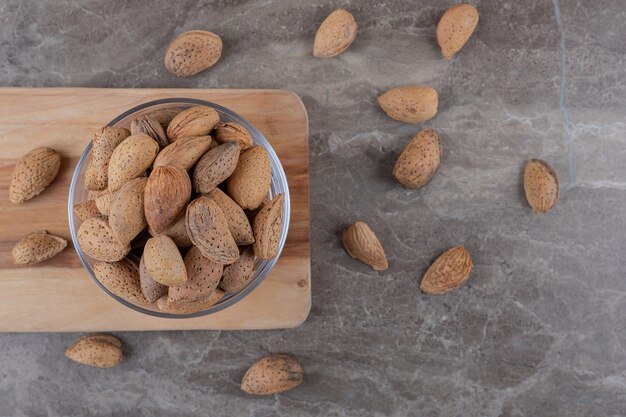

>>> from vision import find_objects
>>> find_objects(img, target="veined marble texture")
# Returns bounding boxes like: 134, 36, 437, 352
1, 0, 626, 416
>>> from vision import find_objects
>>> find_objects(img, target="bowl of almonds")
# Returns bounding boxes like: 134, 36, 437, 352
68, 98, 290, 317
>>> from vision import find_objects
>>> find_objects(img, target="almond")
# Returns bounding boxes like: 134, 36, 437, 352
152, 214, 193, 248
420, 246, 473, 294
11, 230, 67, 265
377, 85, 439, 124
147, 108, 182, 129
253, 194, 285, 260
241, 354, 303, 395
342, 221, 388, 271
156, 288, 225, 315
73, 200, 100, 222
166, 106, 220, 142
436, 4, 479, 59
65, 334, 123, 368
221, 246, 255, 292
143, 235, 187, 286
214, 122, 253, 150
109, 177, 148, 245
107, 133, 159, 192
208, 188, 254, 245
131, 115, 169, 148
77, 216, 130, 262
192, 142, 240, 193
226, 146, 272, 210
93, 258, 149, 304
144, 166, 191, 235
94, 189, 115, 216
186, 197, 239, 265
524, 159, 559, 213
139, 254, 167, 303
153, 135, 212, 171
168, 246, 223, 302
10, 147, 61, 204
164, 30, 223, 77
85, 126, 130, 191
393, 129, 442, 188
313, 9, 357, 58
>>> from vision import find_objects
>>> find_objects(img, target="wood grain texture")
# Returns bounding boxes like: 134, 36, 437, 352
0, 87, 310, 331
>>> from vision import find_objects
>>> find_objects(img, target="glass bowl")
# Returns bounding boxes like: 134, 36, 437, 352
68, 98, 290, 318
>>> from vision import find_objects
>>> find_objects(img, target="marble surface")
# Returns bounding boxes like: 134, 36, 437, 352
1, 0, 626, 415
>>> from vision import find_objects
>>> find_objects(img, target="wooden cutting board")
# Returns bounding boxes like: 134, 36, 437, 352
0, 87, 310, 332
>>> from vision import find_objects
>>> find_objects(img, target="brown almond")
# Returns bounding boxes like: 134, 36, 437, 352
65, 334, 123, 368
166, 106, 220, 142
186, 197, 239, 265
226, 146, 272, 210
393, 129, 442, 188
221, 247, 256, 292
420, 246, 473, 294
192, 142, 240, 193
94, 189, 115, 216
164, 30, 223, 77
214, 122, 253, 150
143, 166, 191, 235
73, 200, 100, 222
107, 133, 159, 192
342, 221, 388, 271
147, 108, 182, 130
377, 85, 439, 124
130, 115, 168, 148
85, 126, 130, 191
11, 230, 67, 265
153, 135, 212, 171
151, 214, 193, 248
109, 177, 148, 245
253, 194, 285, 260
143, 235, 187, 286
313, 9, 358, 58
241, 354, 303, 395
77, 216, 130, 262
208, 188, 254, 245
93, 258, 148, 304
168, 246, 223, 302
10, 147, 61, 204
436, 4, 479, 59
156, 288, 225, 315
524, 159, 559, 213
139, 254, 167, 303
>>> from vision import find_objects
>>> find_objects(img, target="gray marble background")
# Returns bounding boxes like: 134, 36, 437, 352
1, 0, 626, 416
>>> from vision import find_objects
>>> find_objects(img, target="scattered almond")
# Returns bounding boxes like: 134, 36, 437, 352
164, 30, 223, 77
253, 194, 285, 260
143, 235, 188, 286
342, 221, 388, 271
221, 246, 255, 292
420, 246, 473, 294
131, 115, 169, 148
153, 135, 212, 171
226, 146, 272, 210
166, 106, 220, 142
65, 334, 123, 368
193, 142, 240, 193
393, 129, 442, 188
107, 133, 159, 192
10, 147, 61, 204
377, 85, 439, 123
73, 200, 100, 222
156, 288, 225, 315
77, 216, 130, 262
208, 188, 254, 245
144, 165, 191, 235
313, 9, 357, 58
93, 258, 149, 304
139, 254, 167, 303
168, 246, 223, 302
436, 3, 479, 59
11, 230, 67, 265
214, 122, 253, 150
241, 353, 303, 395
85, 126, 130, 191
524, 159, 559, 213
109, 177, 148, 245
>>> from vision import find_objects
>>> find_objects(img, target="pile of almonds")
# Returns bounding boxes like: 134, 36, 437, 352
71, 105, 285, 315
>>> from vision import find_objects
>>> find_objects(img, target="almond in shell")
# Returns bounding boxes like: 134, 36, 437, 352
436, 4, 479, 59
153, 135, 212, 171
420, 246, 473, 294
164, 30, 223, 77
253, 194, 284, 260
109, 177, 148, 245
94, 189, 115, 216
93, 258, 149, 304
377, 85, 439, 124
313, 9, 357, 58
168, 246, 223, 302
131, 115, 169, 148
147, 108, 182, 129
186, 196, 239, 265
151, 214, 192, 248
208, 188, 254, 245
393, 129, 442, 188
107, 133, 159, 192
166, 106, 220, 142
65, 334, 123, 368
221, 246, 255, 292
241, 354, 303, 395
524, 159, 559, 213
192, 142, 240, 193
11, 230, 67, 265
143, 235, 187, 286
214, 122, 253, 150
139, 254, 167, 303
85, 126, 130, 191
342, 221, 388, 271
226, 146, 271, 210
144, 165, 191, 235
77, 216, 130, 262
10, 147, 61, 204
73, 200, 101, 222
156, 288, 225, 315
